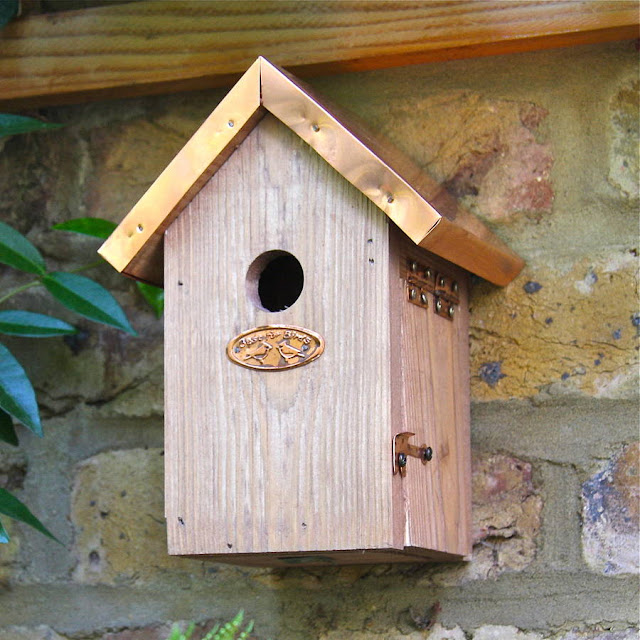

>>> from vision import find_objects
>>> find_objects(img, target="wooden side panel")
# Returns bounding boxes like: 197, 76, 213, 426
164, 114, 392, 558
390, 226, 472, 558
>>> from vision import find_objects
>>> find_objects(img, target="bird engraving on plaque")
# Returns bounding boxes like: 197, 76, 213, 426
227, 325, 325, 371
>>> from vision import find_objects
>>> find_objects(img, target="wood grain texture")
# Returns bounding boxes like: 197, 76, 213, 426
1, 1, 637, 109
390, 227, 472, 557
164, 114, 393, 558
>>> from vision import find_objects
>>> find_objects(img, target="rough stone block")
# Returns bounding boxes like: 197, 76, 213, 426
557, 630, 639, 640
7, 332, 107, 414
608, 78, 639, 200
0, 448, 27, 492
0, 448, 26, 583
428, 624, 467, 640
100, 623, 174, 640
582, 442, 640, 575
470, 253, 639, 401
0, 130, 75, 235
372, 92, 553, 221
471, 454, 542, 564
473, 626, 542, 640
0, 627, 66, 640
71, 448, 205, 585
0, 519, 19, 585
85, 118, 192, 224
319, 632, 436, 640
424, 453, 542, 585
99, 374, 164, 419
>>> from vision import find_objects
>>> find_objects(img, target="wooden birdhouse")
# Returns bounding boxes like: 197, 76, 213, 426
99, 57, 523, 567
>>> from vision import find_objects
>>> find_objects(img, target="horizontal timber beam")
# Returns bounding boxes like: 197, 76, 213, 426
0, 1, 638, 110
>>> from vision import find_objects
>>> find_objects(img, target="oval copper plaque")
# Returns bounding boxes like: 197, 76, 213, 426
227, 325, 325, 371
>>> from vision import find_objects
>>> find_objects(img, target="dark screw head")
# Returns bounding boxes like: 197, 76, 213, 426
397, 452, 408, 468
422, 447, 433, 462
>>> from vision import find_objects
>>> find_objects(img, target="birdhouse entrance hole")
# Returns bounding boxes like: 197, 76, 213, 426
246, 250, 304, 312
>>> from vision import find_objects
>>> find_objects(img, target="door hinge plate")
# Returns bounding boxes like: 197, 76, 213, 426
404, 258, 460, 320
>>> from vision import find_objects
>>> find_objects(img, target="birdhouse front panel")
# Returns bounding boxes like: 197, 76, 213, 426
164, 114, 400, 563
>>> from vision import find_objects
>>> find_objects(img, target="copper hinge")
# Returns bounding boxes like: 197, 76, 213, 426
404, 258, 459, 320
392, 432, 433, 477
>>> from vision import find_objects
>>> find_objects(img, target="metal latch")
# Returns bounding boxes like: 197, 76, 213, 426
393, 432, 433, 477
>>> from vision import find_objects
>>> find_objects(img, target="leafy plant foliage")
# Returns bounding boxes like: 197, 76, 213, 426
0, 114, 63, 139
166, 611, 255, 640
0, 219, 152, 543
42, 272, 136, 335
0, 488, 58, 543
0, 0, 159, 546
0, 0, 19, 30
53, 217, 117, 239
53, 218, 164, 317
136, 281, 164, 318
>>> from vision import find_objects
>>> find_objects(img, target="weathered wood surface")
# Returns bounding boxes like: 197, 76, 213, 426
1, 1, 637, 109
390, 229, 472, 558
164, 115, 473, 564
164, 115, 394, 559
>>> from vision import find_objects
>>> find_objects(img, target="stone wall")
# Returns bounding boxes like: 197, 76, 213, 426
0, 40, 637, 639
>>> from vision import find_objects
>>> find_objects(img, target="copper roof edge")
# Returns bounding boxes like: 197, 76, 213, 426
99, 56, 524, 287
98, 58, 263, 281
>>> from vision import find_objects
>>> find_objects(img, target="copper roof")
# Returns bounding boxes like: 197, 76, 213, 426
99, 57, 524, 287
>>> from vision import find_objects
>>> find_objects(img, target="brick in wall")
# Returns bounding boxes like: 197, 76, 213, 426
582, 442, 640, 575
470, 253, 638, 401
71, 448, 204, 585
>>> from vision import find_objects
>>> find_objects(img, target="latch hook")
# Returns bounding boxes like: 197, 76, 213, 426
393, 432, 433, 477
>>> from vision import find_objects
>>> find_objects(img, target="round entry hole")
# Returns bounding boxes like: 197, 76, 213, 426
247, 251, 304, 312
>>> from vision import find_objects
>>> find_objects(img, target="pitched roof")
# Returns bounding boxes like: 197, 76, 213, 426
98, 57, 523, 287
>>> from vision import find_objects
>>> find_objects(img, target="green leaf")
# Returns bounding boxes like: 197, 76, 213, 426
0, 114, 63, 139
136, 282, 164, 318
42, 272, 136, 335
0, 221, 46, 274
0, 517, 9, 543
0, 408, 18, 446
53, 218, 117, 240
0, 342, 41, 436
0, 310, 76, 337
0, 0, 19, 29
0, 488, 59, 542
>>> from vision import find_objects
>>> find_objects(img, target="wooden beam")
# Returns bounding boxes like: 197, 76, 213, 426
0, 1, 637, 110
